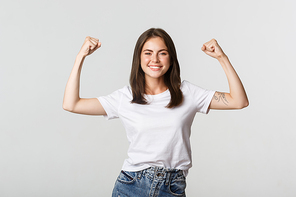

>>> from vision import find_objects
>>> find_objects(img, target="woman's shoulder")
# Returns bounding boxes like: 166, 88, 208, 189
181, 80, 198, 90
181, 80, 211, 93
112, 85, 132, 97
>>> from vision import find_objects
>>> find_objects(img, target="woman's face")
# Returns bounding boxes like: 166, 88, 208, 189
140, 37, 170, 81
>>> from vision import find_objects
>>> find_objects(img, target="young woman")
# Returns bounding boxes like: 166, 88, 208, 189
63, 28, 248, 197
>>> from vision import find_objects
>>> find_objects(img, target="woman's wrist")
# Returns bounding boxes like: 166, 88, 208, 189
217, 53, 228, 62
72, 53, 86, 71
76, 53, 86, 60
217, 54, 233, 71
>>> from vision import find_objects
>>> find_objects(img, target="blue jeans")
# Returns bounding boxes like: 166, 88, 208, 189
112, 166, 186, 197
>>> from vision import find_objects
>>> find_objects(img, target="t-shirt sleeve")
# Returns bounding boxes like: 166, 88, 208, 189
97, 88, 123, 120
184, 80, 215, 114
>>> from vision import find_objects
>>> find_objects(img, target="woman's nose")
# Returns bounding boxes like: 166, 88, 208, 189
151, 54, 160, 63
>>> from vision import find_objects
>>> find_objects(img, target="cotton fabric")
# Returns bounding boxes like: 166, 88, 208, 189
97, 80, 215, 176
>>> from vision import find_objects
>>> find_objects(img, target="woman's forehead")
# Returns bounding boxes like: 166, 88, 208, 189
142, 37, 167, 50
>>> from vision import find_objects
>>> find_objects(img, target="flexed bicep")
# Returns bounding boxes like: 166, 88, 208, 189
201, 39, 249, 110
64, 98, 107, 115
209, 91, 247, 110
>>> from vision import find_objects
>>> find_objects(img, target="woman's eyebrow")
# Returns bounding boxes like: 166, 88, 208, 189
142, 49, 168, 52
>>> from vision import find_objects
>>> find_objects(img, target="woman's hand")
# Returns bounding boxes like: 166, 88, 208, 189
201, 39, 226, 59
78, 36, 101, 57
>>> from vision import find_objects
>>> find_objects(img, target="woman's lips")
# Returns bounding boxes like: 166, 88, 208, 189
148, 65, 162, 71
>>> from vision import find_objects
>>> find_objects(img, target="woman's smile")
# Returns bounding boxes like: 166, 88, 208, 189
140, 37, 170, 80
148, 65, 163, 71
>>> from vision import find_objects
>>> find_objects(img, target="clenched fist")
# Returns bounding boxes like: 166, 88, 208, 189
201, 39, 226, 59
78, 36, 101, 57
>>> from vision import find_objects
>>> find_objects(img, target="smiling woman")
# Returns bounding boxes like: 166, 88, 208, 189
62, 27, 248, 197
140, 37, 170, 90
141, 38, 170, 74
130, 28, 183, 108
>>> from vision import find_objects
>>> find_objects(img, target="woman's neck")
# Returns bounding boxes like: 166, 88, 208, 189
145, 77, 168, 95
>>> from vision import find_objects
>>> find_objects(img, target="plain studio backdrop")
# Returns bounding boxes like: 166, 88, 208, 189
1, 0, 295, 196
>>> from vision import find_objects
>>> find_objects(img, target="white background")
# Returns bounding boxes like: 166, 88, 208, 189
1, 0, 296, 196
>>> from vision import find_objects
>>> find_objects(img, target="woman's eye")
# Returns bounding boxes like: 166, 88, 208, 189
144, 53, 151, 55
160, 53, 167, 55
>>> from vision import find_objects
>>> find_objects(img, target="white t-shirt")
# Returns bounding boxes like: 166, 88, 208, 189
97, 80, 215, 176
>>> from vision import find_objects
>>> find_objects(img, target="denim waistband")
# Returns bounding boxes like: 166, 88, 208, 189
145, 166, 182, 174
138, 166, 184, 184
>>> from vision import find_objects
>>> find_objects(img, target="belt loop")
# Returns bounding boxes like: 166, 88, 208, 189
152, 166, 158, 181
137, 170, 143, 180
165, 172, 171, 185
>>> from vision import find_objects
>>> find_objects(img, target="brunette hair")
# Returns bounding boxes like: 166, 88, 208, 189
130, 28, 183, 108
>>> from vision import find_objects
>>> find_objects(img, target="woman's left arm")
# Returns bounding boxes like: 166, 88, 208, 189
201, 39, 249, 109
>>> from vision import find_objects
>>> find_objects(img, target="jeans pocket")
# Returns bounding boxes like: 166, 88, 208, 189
117, 170, 137, 184
168, 175, 186, 196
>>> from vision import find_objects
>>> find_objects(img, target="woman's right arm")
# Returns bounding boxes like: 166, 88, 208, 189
62, 36, 107, 115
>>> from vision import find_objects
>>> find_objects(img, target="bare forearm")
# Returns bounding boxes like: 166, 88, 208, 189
217, 55, 249, 108
63, 54, 85, 111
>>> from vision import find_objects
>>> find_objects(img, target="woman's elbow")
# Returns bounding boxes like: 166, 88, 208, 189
63, 103, 74, 112
242, 101, 249, 109
237, 100, 249, 109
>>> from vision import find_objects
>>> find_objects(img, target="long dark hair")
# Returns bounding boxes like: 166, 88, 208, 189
130, 28, 183, 108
